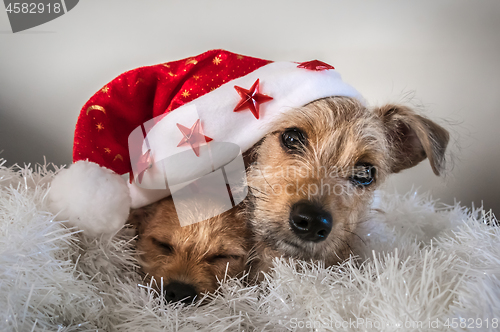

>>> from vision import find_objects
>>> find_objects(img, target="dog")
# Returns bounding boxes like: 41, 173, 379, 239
129, 195, 251, 304
244, 96, 449, 276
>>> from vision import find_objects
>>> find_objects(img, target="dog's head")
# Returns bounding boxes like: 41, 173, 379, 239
130, 197, 250, 304
246, 96, 449, 266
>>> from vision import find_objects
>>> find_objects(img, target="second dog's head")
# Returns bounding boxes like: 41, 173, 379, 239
130, 197, 250, 304
246, 96, 449, 268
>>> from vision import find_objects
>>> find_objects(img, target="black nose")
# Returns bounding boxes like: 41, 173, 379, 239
164, 282, 197, 304
289, 201, 333, 242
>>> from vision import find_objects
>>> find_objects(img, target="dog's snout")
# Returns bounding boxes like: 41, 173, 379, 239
289, 202, 333, 242
164, 281, 197, 304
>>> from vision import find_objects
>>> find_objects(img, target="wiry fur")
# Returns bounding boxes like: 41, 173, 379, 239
245, 96, 449, 276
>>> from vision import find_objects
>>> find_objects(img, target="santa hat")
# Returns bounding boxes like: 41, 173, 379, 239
48, 49, 361, 236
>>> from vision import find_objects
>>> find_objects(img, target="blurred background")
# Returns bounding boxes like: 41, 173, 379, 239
1, 0, 499, 213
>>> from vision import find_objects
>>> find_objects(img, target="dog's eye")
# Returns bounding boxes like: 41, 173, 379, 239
152, 238, 174, 254
350, 163, 376, 186
207, 254, 242, 263
281, 128, 307, 151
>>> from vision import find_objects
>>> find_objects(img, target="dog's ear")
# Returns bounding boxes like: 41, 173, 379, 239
243, 141, 263, 168
376, 104, 449, 175
127, 203, 157, 236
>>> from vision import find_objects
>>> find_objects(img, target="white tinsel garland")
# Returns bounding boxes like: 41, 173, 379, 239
0, 159, 498, 332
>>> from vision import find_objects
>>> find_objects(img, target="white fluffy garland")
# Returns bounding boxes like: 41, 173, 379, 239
1, 159, 499, 332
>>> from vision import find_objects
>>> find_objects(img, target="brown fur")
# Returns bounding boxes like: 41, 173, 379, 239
129, 197, 251, 300
245, 96, 449, 276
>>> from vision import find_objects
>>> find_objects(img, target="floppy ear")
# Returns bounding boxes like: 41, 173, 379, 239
127, 203, 157, 236
376, 104, 449, 175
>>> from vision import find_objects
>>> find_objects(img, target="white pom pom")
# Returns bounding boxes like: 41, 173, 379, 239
48, 160, 131, 236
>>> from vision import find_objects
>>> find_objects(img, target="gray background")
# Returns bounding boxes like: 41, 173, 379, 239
1, 0, 499, 213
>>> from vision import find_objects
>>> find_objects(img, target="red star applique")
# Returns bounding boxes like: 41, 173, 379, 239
176, 119, 213, 157
297, 60, 335, 71
233, 79, 273, 119
136, 149, 153, 184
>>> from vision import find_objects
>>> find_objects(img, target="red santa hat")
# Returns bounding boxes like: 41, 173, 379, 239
48, 49, 361, 236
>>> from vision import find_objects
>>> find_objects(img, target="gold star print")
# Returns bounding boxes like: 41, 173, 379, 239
181, 90, 190, 98
185, 58, 198, 65
168, 72, 175, 77
135, 78, 145, 85
213, 56, 222, 65
104, 148, 111, 154
114, 154, 124, 162
236, 55, 243, 60
96, 123, 104, 131
101, 86, 109, 93
162, 63, 170, 68
193, 75, 200, 80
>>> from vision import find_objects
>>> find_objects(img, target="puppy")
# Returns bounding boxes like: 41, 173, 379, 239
245, 96, 449, 275
129, 196, 250, 304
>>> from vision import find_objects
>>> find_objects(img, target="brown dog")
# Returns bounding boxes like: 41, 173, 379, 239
129, 196, 250, 304
244, 96, 449, 276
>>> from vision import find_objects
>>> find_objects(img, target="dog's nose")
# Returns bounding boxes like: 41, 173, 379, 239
164, 282, 197, 304
289, 201, 333, 242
